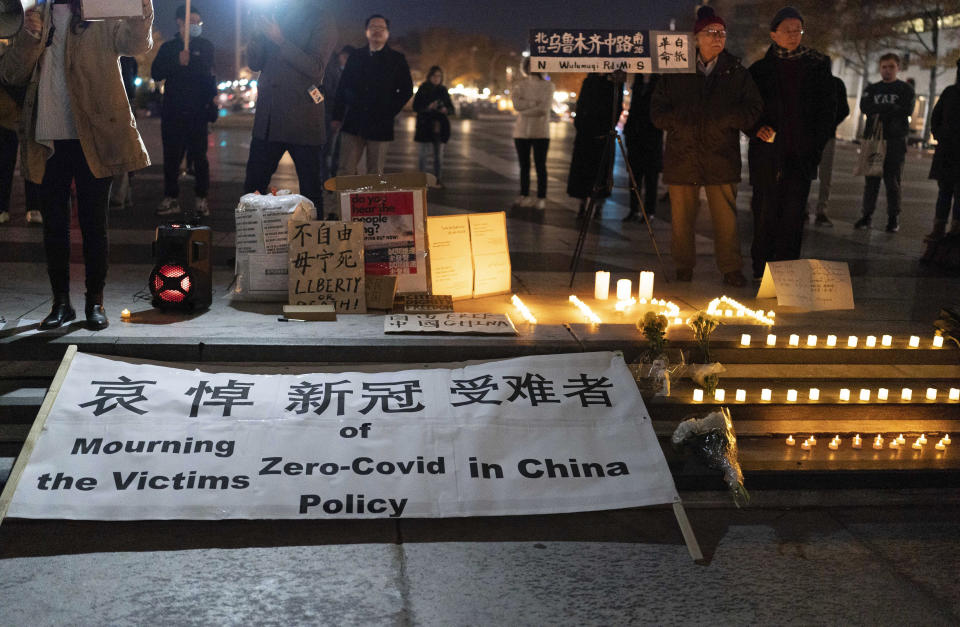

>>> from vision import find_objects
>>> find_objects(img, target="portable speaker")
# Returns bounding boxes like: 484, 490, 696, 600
149, 223, 212, 311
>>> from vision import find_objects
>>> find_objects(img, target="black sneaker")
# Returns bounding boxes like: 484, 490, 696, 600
885, 219, 899, 233
854, 216, 871, 230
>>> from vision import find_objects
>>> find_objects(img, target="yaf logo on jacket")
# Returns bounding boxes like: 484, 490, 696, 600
872, 93, 900, 105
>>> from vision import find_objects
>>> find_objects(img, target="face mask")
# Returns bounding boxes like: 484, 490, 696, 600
189, 24, 202, 38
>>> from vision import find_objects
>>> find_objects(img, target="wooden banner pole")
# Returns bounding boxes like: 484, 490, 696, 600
673, 500, 703, 561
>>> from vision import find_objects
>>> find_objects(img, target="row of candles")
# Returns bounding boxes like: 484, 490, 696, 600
692, 386, 960, 403
740, 333, 945, 349
594, 271, 655, 302
787, 433, 951, 451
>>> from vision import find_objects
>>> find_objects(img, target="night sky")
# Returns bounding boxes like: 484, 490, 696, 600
152, 0, 698, 77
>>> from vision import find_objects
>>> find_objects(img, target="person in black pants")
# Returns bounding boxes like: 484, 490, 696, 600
623, 73, 663, 221
152, 3, 216, 218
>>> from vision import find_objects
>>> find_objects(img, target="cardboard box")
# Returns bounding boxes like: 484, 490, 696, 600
325, 172, 435, 294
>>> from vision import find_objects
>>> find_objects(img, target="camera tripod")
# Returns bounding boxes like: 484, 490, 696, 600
568, 71, 667, 287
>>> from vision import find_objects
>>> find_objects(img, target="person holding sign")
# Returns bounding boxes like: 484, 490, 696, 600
2, 0, 155, 330
650, 6, 762, 286
747, 7, 835, 280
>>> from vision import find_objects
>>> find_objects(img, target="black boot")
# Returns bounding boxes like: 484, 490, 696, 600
84, 292, 109, 330
40, 293, 76, 330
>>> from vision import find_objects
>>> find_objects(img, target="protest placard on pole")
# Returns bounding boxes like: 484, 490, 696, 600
529, 29, 695, 74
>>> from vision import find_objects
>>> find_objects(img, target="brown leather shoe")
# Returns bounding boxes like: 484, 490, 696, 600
723, 271, 747, 287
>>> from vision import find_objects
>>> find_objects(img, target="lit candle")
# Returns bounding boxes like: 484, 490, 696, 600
714, 389, 726, 402
912, 440, 922, 450
847, 335, 858, 348
789, 334, 800, 347
766, 334, 777, 346
761, 388, 772, 401
877, 388, 888, 401
692, 389, 704, 402
829, 439, 839, 450
944, 434, 952, 445
926, 388, 937, 401
839, 388, 851, 402
852, 434, 862, 448
918, 434, 927, 445
908, 335, 920, 348
673, 317, 682, 325
889, 440, 899, 449
725, 309, 733, 317
936, 441, 947, 451
933, 335, 944, 348
120, 309, 131, 320
896, 434, 905, 445
807, 335, 817, 347
859, 389, 871, 402
826, 335, 837, 347
740, 334, 751, 346
594, 271, 610, 300
786, 389, 798, 402
616, 278, 632, 301
735, 389, 746, 402
808, 435, 817, 445
949, 388, 959, 401
866, 335, 877, 348
808, 388, 820, 401
801, 439, 811, 450
638, 271, 655, 300
881, 334, 892, 347
873, 435, 884, 449
786, 435, 796, 446
901, 388, 912, 401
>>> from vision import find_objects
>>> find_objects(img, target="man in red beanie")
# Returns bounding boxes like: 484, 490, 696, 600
651, 6, 762, 286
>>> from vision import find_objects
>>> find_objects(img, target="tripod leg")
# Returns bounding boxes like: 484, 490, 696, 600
569, 197, 597, 284
616, 133, 670, 282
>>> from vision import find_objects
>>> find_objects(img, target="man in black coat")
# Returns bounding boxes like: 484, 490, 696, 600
332, 14, 413, 176
623, 73, 663, 222
243, 0, 336, 213
152, 4, 216, 217
651, 6, 763, 286
854, 53, 915, 233
748, 6, 836, 280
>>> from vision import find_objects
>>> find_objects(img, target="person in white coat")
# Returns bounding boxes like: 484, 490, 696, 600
512, 58, 555, 210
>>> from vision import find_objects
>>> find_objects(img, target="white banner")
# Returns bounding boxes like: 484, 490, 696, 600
7, 352, 678, 520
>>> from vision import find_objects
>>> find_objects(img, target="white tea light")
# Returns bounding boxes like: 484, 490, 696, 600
789, 334, 800, 347
909, 335, 920, 348
808, 388, 820, 401
735, 389, 746, 402
859, 389, 871, 402
881, 334, 892, 347
877, 388, 888, 401
839, 388, 851, 401
847, 335, 858, 348
866, 335, 877, 348
926, 388, 937, 401
933, 335, 944, 348
786, 389, 798, 402
616, 278, 632, 301
785, 435, 795, 446
714, 389, 726, 402
693, 389, 704, 402
807, 335, 817, 347
767, 334, 777, 346
949, 388, 959, 401
740, 334, 751, 346
826, 335, 837, 347
638, 271, 654, 300
852, 434, 862, 448
901, 388, 912, 401
594, 271, 610, 300
761, 388, 772, 401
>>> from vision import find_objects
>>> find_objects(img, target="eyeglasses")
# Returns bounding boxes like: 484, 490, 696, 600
778, 28, 804, 36
703, 29, 727, 39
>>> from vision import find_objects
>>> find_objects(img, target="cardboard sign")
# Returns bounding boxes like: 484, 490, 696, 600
529, 29, 694, 74
288, 221, 365, 313
394, 294, 454, 314
384, 313, 518, 335
427, 215, 474, 300
341, 190, 428, 294
4, 351, 679, 521
364, 275, 398, 311
469, 212, 512, 298
756, 259, 855, 310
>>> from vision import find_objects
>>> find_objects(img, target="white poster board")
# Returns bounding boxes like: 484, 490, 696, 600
384, 313, 518, 335
4, 351, 678, 521
756, 259, 855, 310
426, 215, 474, 300
469, 212, 511, 298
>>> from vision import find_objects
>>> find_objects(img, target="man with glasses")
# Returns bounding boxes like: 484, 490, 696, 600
748, 7, 836, 280
651, 6, 762, 286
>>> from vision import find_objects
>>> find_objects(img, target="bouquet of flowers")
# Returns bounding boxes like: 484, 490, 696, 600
671, 407, 749, 507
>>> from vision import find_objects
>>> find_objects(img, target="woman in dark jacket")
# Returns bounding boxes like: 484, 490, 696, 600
567, 73, 622, 219
926, 61, 960, 241
413, 66, 453, 187
623, 73, 663, 221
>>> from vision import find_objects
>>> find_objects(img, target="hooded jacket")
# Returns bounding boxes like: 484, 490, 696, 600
650, 50, 762, 185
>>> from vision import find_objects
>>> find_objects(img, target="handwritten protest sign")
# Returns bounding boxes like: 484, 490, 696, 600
342, 190, 428, 294
529, 29, 694, 73
288, 221, 365, 313
4, 351, 679, 521
427, 215, 474, 300
756, 259, 855, 310
384, 313, 518, 335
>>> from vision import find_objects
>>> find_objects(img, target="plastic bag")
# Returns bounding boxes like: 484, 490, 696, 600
686, 362, 726, 388
671, 408, 749, 507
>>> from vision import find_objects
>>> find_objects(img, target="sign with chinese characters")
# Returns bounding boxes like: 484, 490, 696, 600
288, 221, 366, 313
384, 313, 518, 335
529, 29, 694, 74
5, 351, 678, 520
756, 259, 855, 310
342, 190, 428, 294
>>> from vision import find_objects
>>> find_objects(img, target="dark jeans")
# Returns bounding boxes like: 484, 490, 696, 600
0, 126, 17, 214
862, 150, 905, 219
751, 169, 812, 278
244, 137, 325, 212
515, 138, 549, 198
40, 140, 112, 295
161, 116, 209, 198
935, 180, 960, 222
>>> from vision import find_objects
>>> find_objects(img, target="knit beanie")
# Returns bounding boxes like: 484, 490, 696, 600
693, 6, 725, 35
770, 7, 804, 31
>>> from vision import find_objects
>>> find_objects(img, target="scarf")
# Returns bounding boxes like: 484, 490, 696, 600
770, 44, 809, 60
